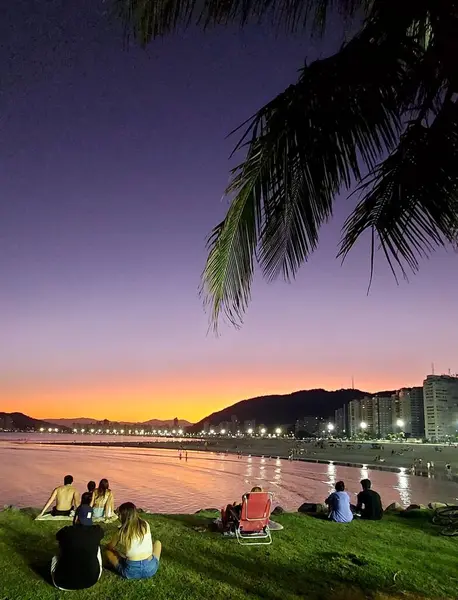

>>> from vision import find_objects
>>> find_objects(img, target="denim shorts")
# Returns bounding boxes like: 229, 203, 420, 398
116, 557, 159, 580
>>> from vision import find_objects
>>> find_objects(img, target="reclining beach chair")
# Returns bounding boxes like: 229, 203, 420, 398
236, 491, 273, 545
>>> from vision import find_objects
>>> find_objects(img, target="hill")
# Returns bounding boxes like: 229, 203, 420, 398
45, 417, 192, 428
190, 388, 395, 431
0, 412, 71, 432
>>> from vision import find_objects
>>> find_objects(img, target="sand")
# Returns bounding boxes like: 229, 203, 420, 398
42, 437, 458, 478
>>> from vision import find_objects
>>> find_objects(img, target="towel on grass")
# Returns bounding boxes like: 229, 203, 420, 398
35, 513, 118, 523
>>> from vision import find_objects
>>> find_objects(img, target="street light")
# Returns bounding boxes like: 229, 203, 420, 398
396, 419, 405, 428
260, 428, 266, 435
360, 422, 368, 430
247, 428, 253, 435
275, 427, 282, 435
178, 429, 183, 435
327, 423, 335, 432
220, 429, 226, 435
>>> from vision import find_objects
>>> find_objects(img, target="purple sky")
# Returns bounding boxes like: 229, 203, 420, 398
1, 0, 456, 422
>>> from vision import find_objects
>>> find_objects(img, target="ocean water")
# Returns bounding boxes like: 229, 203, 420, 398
1, 436, 456, 511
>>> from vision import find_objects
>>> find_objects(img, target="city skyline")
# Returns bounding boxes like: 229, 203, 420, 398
1, 2, 457, 423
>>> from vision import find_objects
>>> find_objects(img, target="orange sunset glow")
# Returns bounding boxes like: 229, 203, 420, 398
1, 365, 420, 423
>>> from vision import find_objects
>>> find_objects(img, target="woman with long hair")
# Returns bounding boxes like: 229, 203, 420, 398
106, 502, 161, 580
91, 479, 114, 519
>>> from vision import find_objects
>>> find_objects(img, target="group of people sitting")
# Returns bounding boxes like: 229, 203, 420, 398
38, 476, 115, 520
325, 478, 383, 523
36, 475, 161, 591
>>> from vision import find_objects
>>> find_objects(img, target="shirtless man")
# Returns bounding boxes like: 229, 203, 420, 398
38, 475, 79, 518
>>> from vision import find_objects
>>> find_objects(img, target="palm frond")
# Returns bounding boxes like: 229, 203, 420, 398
201, 31, 412, 326
339, 99, 458, 277
200, 144, 265, 329
115, 0, 373, 43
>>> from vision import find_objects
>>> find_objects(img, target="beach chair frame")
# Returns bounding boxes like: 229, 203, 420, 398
236, 491, 273, 546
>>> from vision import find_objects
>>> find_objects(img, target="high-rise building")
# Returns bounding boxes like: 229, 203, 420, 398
359, 397, 376, 435
423, 375, 458, 441
397, 387, 425, 438
335, 405, 348, 435
373, 396, 394, 437
348, 399, 361, 437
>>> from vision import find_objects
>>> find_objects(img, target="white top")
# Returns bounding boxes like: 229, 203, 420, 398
125, 521, 153, 560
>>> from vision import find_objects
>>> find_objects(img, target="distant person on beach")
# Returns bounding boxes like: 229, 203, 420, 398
38, 475, 79, 518
91, 478, 114, 519
51, 498, 103, 590
325, 481, 353, 523
106, 502, 162, 580
355, 479, 383, 520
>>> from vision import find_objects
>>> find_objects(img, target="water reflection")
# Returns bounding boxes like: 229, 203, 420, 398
0, 441, 456, 511
326, 461, 336, 494
395, 468, 411, 506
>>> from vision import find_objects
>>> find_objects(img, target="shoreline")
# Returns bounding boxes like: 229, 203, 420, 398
35, 438, 458, 481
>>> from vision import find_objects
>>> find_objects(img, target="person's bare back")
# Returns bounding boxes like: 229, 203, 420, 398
38, 475, 79, 518
55, 484, 78, 511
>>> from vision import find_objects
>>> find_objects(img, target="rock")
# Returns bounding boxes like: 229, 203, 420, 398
428, 502, 447, 510
272, 506, 285, 515
298, 502, 318, 513
2, 505, 19, 512
384, 502, 403, 513
405, 504, 426, 511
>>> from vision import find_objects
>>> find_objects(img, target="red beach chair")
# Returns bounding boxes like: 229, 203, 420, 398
236, 491, 273, 545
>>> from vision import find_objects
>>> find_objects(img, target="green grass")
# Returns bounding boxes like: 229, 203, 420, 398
0, 508, 456, 600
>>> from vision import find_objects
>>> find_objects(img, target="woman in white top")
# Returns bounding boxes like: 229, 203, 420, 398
91, 479, 114, 519
106, 502, 162, 579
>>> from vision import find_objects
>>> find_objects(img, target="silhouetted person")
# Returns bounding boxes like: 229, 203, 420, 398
356, 479, 383, 520
51, 497, 103, 590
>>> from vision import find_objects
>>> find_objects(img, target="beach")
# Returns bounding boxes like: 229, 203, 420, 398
41, 437, 458, 477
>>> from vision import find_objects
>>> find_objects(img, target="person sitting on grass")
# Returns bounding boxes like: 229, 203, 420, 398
106, 502, 162, 580
51, 497, 103, 590
37, 475, 79, 518
325, 481, 353, 523
91, 478, 114, 519
87, 480, 96, 500
222, 486, 263, 532
355, 479, 383, 520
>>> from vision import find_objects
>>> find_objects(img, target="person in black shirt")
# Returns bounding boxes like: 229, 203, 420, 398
51, 497, 104, 590
356, 479, 383, 520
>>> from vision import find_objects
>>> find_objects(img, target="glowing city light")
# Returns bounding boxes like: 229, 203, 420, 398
396, 419, 405, 428
247, 428, 253, 435
275, 428, 282, 435
220, 429, 226, 435
178, 429, 183, 435
327, 423, 335, 431
260, 428, 266, 435
360, 422, 368, 430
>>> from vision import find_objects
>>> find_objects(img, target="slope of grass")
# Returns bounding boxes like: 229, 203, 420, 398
0, 508, 455, 600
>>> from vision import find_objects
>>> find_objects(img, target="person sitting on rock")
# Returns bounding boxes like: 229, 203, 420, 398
37, 475, 79, 518
325, 481, 353, 523
355, 479, 383, 520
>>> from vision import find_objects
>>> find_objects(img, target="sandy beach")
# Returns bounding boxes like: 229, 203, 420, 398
42, 437, 458, 479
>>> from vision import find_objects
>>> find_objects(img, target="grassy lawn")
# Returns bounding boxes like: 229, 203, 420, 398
0, 508, 455, 600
